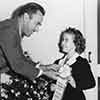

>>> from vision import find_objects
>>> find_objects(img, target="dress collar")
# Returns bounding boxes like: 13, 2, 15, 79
66, 53, 79, 65
59, 53, 79, 66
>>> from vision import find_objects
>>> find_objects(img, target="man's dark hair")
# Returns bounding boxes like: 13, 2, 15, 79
11, 2, 45, 19
58, 27, 86, 54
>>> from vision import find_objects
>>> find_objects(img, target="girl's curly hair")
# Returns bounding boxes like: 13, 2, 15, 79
58, 27, 86, 54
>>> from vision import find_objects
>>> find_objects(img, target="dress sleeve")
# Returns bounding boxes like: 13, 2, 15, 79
72, 59, 96, 90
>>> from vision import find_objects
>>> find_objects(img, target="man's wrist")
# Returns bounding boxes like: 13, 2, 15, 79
35, 62, 40, 68
35, 63, 43, 77
39, 64, 48, 71
37, 69, 43, 77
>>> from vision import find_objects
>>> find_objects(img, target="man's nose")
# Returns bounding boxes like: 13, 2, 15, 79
35, 26, 40, 32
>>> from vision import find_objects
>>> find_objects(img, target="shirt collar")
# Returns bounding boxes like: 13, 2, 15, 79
66, 53, 79, 65
59, 52, 79, 66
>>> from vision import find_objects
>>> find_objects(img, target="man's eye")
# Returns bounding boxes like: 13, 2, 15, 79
36, 22, 41, 26
38, 23, 42, 26
65, 39, 68, 42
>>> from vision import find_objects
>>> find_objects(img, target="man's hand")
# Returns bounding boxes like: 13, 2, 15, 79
35, 63, 61, 77
39, 64, 61, 72
39, 64, 47, 72
43, 70, 60, 80
47, 64, 61, 72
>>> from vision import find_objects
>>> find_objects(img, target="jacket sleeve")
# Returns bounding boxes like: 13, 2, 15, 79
72, 59, 96, 90
1, 32, 40, 81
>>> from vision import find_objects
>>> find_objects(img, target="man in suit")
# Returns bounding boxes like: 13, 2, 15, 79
0, 3, 61, 99
0, 2, 59, 82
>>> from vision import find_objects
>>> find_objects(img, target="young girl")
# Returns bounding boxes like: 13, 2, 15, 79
50, 27, 96, 100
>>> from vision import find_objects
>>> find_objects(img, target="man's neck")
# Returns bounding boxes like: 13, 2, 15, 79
18, 18, 24, 39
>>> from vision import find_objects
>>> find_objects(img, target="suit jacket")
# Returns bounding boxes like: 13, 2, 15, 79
0, 18, 39, 81
54, 56, 96, 100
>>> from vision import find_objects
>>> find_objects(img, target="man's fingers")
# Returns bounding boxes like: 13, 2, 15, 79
43, 70, 59, 80
48, 64, 61, 71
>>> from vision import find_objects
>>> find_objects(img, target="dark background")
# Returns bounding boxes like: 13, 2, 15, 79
98, 0, 100, 64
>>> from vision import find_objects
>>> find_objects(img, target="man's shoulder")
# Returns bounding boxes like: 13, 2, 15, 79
0, 19, 14, 31
0, 19, 18, 41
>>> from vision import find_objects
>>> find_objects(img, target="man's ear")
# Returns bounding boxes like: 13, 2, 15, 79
23, 13, 30, 22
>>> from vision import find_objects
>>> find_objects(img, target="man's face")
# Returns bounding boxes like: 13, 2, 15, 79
61, 33, 76, 53
23, 10, 43, 37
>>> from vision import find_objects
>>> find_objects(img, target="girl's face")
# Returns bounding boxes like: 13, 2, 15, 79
61, 32, 76, 54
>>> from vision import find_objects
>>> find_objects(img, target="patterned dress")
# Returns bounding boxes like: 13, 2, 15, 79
0, 71, 54, 100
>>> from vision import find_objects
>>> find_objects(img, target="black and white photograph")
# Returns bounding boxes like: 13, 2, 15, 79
0, 0, 98, 100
